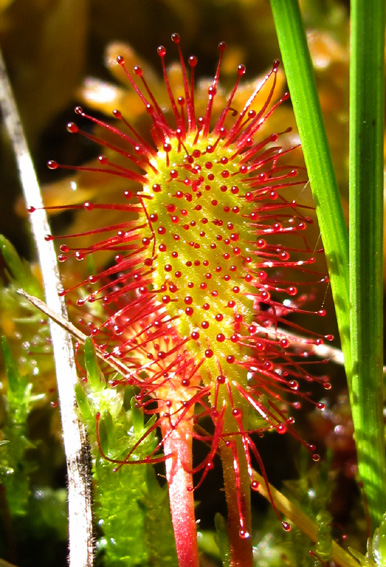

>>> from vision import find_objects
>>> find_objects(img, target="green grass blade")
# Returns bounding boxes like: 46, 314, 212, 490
269, 0, 351, 373
349, 0, 386, 528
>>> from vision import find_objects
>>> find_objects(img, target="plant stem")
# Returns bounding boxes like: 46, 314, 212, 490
269, 0, 351, 377
218, 395, 253, 567
220, 435, 253, 567
160, 406, 199, 567
349, 0, 386, 529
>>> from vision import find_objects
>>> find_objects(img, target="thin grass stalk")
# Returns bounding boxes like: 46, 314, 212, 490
268, 0, 350, 370
349, 0, 386, 529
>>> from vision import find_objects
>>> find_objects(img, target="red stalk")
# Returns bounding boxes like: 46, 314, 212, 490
221, 437, 253, 567
160, 403, 199, 567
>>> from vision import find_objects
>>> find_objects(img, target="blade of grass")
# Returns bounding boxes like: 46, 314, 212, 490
269, 0, 351, 372
0, 49, 94, 566
270, 0, 386, 531
349, 0, 386, 529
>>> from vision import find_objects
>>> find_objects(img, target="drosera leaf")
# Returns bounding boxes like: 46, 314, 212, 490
46, 34, 334, 566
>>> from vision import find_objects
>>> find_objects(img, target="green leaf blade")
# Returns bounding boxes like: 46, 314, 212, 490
269, 0, 351, 373
349, 0, 386, 529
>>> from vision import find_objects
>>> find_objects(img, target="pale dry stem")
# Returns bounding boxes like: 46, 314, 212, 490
0, 50, 94, 567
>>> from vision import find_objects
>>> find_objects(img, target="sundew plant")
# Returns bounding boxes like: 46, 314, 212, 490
42, 34, 333, 567
0, 1, 385, 567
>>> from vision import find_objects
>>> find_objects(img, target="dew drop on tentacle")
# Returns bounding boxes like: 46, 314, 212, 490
239, 529, 251, 540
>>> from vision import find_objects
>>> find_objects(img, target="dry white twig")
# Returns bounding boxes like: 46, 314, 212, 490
17, 289, 135, 379
0, 50, 94, 567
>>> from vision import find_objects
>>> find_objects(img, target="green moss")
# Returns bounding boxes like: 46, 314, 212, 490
0, 337, 43, 517
79, 338, 177, 566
